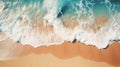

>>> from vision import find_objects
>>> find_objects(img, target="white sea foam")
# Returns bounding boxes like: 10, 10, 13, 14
0, 0, 120, 49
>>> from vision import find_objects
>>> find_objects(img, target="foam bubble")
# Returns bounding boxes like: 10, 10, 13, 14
0, 0, 120, 49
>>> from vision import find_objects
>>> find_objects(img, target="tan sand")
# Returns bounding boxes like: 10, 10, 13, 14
0, 54, 114, 67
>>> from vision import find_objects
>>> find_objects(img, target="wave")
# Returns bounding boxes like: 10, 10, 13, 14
0, 0, 120, 49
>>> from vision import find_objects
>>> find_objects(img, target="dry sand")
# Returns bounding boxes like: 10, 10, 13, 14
0, 54, 115, 67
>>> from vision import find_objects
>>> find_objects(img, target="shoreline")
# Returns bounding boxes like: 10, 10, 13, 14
0, 39, 120, 66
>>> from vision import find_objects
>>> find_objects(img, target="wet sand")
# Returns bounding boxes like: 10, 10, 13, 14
0, 39, 120, 67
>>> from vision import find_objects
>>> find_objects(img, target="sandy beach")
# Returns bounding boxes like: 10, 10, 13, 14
0, 39, 120, 67
0, 54, 115, 67
0, 0, 120, 67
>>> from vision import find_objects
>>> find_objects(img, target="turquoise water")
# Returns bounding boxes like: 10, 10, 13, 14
1, 0, 120, 17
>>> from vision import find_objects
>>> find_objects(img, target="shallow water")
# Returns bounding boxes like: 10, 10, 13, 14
0, 0, 120, 49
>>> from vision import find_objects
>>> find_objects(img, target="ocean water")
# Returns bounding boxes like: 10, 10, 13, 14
0, 0, 120, 49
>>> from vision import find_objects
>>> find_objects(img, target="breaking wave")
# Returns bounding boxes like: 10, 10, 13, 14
0, 0, 120, 49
